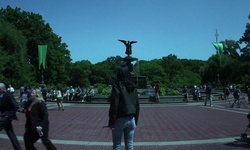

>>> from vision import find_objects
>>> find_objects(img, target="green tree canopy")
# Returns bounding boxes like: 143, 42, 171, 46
0, 20, 35, 86
0, 6, 71, 86
238, 14, 250, 60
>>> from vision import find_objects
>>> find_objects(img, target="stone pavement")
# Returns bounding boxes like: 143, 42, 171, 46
0, 100, 250, 150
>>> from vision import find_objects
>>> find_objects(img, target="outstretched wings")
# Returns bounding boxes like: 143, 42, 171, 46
130, 41, 137, 44
118, 40, 127, 45
118, 40, 137, 45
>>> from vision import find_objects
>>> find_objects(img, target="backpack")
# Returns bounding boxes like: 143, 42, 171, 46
233, 89, 240, 96
21, 93, 28, 102
116, 82, 138, 116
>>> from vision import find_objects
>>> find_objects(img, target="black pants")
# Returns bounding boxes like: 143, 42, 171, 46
0, 117, 22, 150
24, 126, 57, 150
231, 96, 240, 107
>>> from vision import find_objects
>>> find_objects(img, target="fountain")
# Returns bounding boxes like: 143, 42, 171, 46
118, 40, 150, 97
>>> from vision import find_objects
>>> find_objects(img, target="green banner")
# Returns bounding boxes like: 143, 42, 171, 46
213, 43, 223, 65
38, 45, 47, 69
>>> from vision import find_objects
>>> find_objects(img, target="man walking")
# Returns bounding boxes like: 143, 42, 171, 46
204, 83, 213, 107
0, 83, 22, 150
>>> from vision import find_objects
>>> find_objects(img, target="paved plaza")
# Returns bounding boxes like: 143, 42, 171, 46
0, 100, 250, 150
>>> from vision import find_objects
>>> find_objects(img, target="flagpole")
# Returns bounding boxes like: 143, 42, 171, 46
215, 29, 219, 43
41, 69, 44, 84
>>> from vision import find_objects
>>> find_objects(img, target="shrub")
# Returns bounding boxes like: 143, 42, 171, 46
102, 86, 112, 96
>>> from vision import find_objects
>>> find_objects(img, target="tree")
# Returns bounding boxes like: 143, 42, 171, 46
68, 60, 92, 87
139, 59, 166, 86
0, 20, 35, 86
180, 59, 205, 87
221, 39, 239, 58
162, 54, 183, 87
203, 55, 219, 85
238, 14, 250, 60
0, 6, 71, 86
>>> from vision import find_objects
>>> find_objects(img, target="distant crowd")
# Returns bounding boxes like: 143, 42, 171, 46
5, 84, 95, 113
181, 83, 250, 107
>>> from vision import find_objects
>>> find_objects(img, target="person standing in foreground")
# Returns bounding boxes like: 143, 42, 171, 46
204, 83, 213, 107
0, 83, 22, 150
23, 89, 57, 150
108, 66, 140, 150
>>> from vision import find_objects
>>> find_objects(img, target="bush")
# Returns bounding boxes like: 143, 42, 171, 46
170, 89, 180, 95
159, 87, 166, 96
94, 83, 106, 94
102, 86, 112, 96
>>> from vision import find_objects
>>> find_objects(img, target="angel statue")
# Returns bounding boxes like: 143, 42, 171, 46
118, 40, 137, 56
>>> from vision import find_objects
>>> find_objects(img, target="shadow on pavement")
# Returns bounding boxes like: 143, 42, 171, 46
224, 138, 250, 148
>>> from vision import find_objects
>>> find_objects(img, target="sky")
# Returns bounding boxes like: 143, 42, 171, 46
1, 0, 250, 64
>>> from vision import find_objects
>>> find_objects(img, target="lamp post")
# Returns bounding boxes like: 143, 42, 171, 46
41, 66, 45, 84
214, 30, 222, 87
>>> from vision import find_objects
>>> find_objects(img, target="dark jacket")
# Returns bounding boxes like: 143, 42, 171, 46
206, 85, 212, 95
0, 91, 18, 120
108, 82, 140, 128
25, 101, 49, 130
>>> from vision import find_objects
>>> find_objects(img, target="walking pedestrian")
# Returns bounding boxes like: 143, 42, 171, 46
204, 83, 213, 107
56, 87, 64, 111
0, 82, 22, 150
23, 88, 57, 150
231, 86, 241, 108
223, 85, 230, 101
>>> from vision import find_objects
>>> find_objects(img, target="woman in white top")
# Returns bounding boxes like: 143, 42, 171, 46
56, 87, 64, 111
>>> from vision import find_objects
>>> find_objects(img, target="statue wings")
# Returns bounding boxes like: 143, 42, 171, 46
118, 39, 127, 44
118, 40, 137, 45
129, 41, 137, 44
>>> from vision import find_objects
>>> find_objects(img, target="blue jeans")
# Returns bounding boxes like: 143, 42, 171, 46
112, 116, 136, 150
